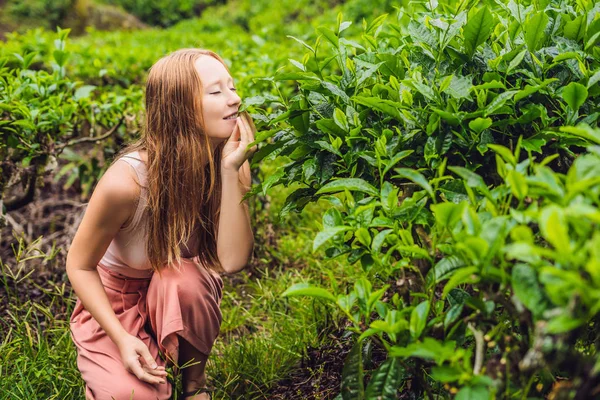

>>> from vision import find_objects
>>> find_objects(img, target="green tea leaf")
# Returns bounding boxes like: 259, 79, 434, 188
410, 300, 430, 340
456, 385, 490, 400
317, 26, 339, 48
507, 170, 528, 200
539, 205, 570, 254
484, 90, 518, 116
353, 96, 404, 121
463, 7, 494, 57
392, 168, 434, 198
560, 124, 600, 145
341, 341, 365, 400
74, 85, 96, 101
524, 12, 549, 52
432, 202, 464, 229
313, 226, 354, 252
562, 82, 588, 111
426, 256, 466, 286
364, 358, 403, 400
316, 178, 379, 196
512, 264, 547, 318
431, 366, 462, 383
287, 35, 315, 53
442, 267, 479, 298
507, 49, 527, 73
468, 117, 492, 134
564, 15, 585, 41
390, 338, 456, 363
281, 283, 336, 302
545, 315, 585, 334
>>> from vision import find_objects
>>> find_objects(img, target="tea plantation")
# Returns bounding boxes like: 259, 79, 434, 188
1, 0, 599, 399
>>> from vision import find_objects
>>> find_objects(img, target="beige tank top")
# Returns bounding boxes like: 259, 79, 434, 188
98, 151, 199, 278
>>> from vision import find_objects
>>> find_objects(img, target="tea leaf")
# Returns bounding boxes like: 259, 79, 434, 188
365, 358, 403, 399
463, 7, 494, 58
393, 168, 434, 198
564, 15, 585, 41
341, 341, 365, 400
507, 49, 527, 73
410, 300, 430, 340
456, 385, 490, 400
484, 90, 518, 116
334, 108, 349, 131
317, 27, 339, 48
353, 96, 404, 121
316, 178, 379, 196
524, 12, 549, 52
313, 226, 354, 252
507, 170, 528, 200
562, 82, 588, 111
539, 205, 570, 254
442, 267, 479, 298
281, 283, 336, 302
468, 117, 492, 134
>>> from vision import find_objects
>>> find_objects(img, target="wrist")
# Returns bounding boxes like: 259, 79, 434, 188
111, 328, 130, 348
220, 167, 239, 177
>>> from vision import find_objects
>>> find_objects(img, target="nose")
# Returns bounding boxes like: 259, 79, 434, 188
227, 90, 241, 107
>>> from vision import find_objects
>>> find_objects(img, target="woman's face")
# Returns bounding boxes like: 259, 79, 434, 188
195, 56, 241, 145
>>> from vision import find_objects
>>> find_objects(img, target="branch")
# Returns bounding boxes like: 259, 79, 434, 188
468, 323, 485, 375
55, 117, 125, 151
4, 167, 37, 212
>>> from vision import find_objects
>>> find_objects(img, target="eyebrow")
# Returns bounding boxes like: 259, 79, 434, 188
205, 77, 234, 87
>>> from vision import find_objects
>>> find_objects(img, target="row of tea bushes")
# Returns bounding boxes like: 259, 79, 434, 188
264, 0, 600, 398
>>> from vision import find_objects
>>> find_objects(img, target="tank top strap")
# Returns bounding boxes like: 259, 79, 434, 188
118, 151, 148, 232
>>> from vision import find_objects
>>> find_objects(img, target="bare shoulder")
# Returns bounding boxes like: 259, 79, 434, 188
96, 159, 141, 208
66, 159, 141, 271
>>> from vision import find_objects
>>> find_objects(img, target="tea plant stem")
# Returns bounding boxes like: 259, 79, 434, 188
521, 373, 536, 400
56, 118, 124, 151
467, 323, 484, 375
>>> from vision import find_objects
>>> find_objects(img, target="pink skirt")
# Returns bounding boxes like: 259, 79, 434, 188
70, 258, 224, 400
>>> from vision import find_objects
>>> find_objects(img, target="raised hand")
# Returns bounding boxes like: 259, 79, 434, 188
221, 111, 258, 174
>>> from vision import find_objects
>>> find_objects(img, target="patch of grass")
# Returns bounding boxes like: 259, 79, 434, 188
0, 156, 361, 399
0, 292, 83, 399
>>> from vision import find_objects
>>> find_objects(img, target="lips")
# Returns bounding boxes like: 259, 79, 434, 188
223, 111, 239, 120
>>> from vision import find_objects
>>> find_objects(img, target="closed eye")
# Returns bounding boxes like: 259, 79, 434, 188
210, 88, 235, 94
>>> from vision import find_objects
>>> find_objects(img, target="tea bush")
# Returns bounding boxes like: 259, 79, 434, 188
3, 0, 74, 30
2, 0, 600, 397
261, 0, 600, 398
100, 0, 220, 27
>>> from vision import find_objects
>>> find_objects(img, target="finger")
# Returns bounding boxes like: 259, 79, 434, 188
226, 119, 241, 144
243, 112, 256, 134
237, 116, 248, 145
143, 365, 168, 377
138, 346, 158, 370
243, 114, 254, 142
130, 362, 165, 384
244, 114, 255, 140
242, 114, 257, 153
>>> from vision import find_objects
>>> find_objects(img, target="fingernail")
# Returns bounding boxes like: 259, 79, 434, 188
152, 363, 158, 369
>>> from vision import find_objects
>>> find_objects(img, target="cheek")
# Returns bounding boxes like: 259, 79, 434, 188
201, 99, 219, 120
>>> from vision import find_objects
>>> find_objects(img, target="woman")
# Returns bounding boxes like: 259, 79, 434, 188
67, 48, 257, 400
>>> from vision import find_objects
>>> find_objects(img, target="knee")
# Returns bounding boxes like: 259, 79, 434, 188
158, 259, 220, 302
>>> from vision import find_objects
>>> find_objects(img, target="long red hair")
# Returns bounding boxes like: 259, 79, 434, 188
113, 48, 234, 273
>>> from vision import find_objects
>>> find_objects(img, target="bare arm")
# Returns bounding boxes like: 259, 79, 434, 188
66, 160, 139, 346
216, 165, 255, 274
66, 161, 167, 385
